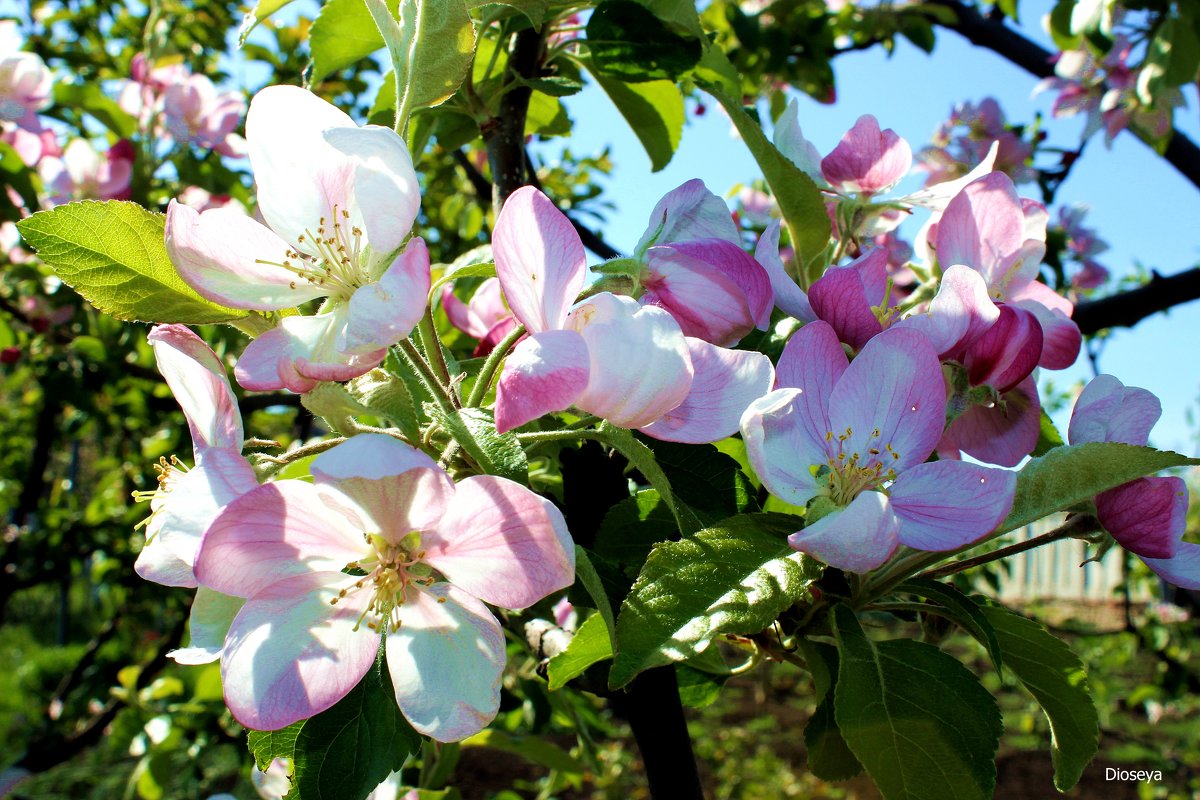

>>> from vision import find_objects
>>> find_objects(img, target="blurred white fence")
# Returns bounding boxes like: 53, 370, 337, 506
993, 515, 1152, 603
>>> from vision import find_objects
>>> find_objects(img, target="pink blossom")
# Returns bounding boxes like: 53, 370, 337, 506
177, 186, 248, 215
193, 433, 576, 739
165, 86, 428, 393
741, 321, 1016, 572
821, 115, 912, 196
634, 180, 773, 346
0, 25, 51, 123
754, 221, 815, 323
39, 139, 134, 204
917, 98, 1035, 185
807, 248, 895, 350
441, 277, 516, 356
162, 74, 247, 157
491, 187, 773, 443
1057, 205, 1110, 290
934, 172, 1080, 370
131, 325, 257, 664
1067, 375, 1195, 585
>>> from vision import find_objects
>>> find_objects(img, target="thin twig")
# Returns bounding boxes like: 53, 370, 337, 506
918, 514, 1099, 581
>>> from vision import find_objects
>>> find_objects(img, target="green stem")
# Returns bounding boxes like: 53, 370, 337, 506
418, 310, 456, 404
918, 515, 1099, 581
395, 339, 456, 416
466, 323, 525, 407
516, 428, 602, 445
362, 0, 412, 135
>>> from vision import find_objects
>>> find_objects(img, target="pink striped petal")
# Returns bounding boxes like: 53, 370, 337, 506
195, 480, 368, 598
787, 491, 901, 572
425, 475, 574, 609
1068, 374, 1161, 446
755, 221, 815, 322
165, 200, 326, 310
388, 583, 505, 742
1013, 299, 1080, 370
323, 124, 421, 257
494, 330, 589, 433
821, 115, 912, 195
1097, 476, 1185, 560
741, 388, 830, 507
963, 304, 1042, 393
896, 265, 999, 359
941, 376, 1040, 467
808, 267, 882, 350
891, 460, 1016, 551
493, 186, 585, 333
149, 324, 242, 452
235, 313, 386, 393
641, 338, 774, 444
344, 238, 430, 353
636, 178, 740, 252
221, 571, 379, 731
935, 173, 1024, 287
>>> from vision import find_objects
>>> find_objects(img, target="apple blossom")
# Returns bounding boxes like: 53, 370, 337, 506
39, 139, 134, 204
0, 22, 51, 124
741, 321, 1016, 572
917, 98, 1036, 185
165, 85, 428, 392
193, 433, 576, 740
1068, 375, 1197, 587
441, 277, 516, 355
491, 187, 773, 443
162, 73, 247, 157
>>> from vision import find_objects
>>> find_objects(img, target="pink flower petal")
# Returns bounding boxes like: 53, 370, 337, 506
787, 490, 901, 572
442, 277, 508, 340
235, 313, 386, 393
1142, 540, 1200, 590
641, 338, 774, 444
772, 99, 825, 182
195, 480, 369, 598
935, 173, 1024, 288
827, 327, 945, 473
741, 388, 830, 507
569, 294, 693, 429
642, 239, 771, 346
388, 583, 505, 742
941, 376, 1041, 467
755, 221, 815, 322
148, 324, 243, 453
424, 475, 574, 609
493, 186, 585, 333
1012, 299, 1080, 370
963, 304, 1043, 393
808, 266, 882, 350
890, 460, 1016, 552
820, 115, 912, 195
636, 178, 740, 252
896, 265, 999, 359
775, 319, 849, 395
323, 125, 421, 257
494, 330, 590, 433
221, 571, 379, 731
902, 141, 998, 211
169, 587, 245, 665
311, 431, 441, 481
1068, 374, 1161, 446
165, 201, 326, 310
344, 237, 430, 353
153, 449, 257, 573
135, 534, 198, 588
1097, 476, 1185, 560
234, 325, 318, 394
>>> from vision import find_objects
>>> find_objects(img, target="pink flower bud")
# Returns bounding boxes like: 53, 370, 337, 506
963, 304, 1043, 393
820, 115, 912, 196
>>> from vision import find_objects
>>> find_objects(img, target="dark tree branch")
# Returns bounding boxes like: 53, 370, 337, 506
453, 148, 623, 259
927, 0, 1200, 191
483, 27, 544, 210
1073, 267, 1200, 335
610, 667, 705, 799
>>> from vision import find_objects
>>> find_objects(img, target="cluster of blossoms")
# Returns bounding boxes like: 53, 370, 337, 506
916, 97, 1037, 185
135, 83, 1196, 752
1054, 204, 1111, 291
1035, 33, 1180, 145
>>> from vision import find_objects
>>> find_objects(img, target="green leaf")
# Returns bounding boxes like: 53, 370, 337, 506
430, 261, 496, 300
389, 0, 478, 118
644, 438, 759, 525
1031, 409, 1064, 456
547, 612, 614, 689
0, 142, 39, 219
525, 91, 571, 137
799, 640, 863, 781
238, 0, 298, 45
977, 603, 1098, 791
597, 422, 703, 535
702, 88, 831, 271
54, 83, 137, 137
248, 723, 303, 771
1001, 442, 1199, 533
675, 663, 725, 708
461, 729, 583, 774
287, 653, 421, 800
593, 489, 677, 567
591, 75, 683, 173
465, 0, 547, 26
573, 546, 618, 643
517, 75, 585, 97
609, 513, 818, 688
586, 0, 702, 82
831, 605, 1002, 800
896, 578, 1003, 674
433, 406, 528, 483
310, 0, 398, 82
16, 201, 248, 324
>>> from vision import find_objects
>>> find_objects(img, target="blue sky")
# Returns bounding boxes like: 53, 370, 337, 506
537, 22, 1200, 455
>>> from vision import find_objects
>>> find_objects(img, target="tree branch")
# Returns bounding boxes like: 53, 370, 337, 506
609, 667, 705, 799
927, 0, 1200, 191
483, 27, 544, 209
1073, 267, 1200, 335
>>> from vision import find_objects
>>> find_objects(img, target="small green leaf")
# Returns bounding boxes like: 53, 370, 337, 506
238, 0, 298, 45
977, 603, 1099, 791
433, 406, 528, 484
644, 438, 759, 525
465, 0, 547, 26
675, 663, 725, 708
591, 75, 683, 172
573, 546, 618, 642
593, 489, 677, 567
609, 513, 818, 688
248, 723, 303, 771
598, 422, 702, 535
831, 605, 1002, 800
517, 75, 585, 97
389, 0, 478, 117
524, 91, 571, 136
799, 640, 863, 781
461, 729, 583, 774
1000, 442, 1199, 533
586, 0, 702, 82
310, 0, 398, 82
547, 612, 614, 689
896, 578, 1003, 674
702, 88, 831, 272
16, 201, 248, 324
1031, 409, 1064, 456
287, 654, 421, 800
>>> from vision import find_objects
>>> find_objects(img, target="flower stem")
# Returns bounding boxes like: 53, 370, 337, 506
417, 309, 457, 406
395, 339, 457, 416
465, 323, 525, 407
918, 514, 1100, 581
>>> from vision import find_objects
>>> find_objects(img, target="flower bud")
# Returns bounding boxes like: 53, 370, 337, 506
963, 304, 1043, 393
